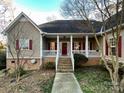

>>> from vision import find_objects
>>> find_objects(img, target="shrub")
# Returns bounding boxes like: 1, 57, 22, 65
74, 53, 88, 67
0, 50, 6, 69
119, 67, 124, 79
43, 62, 55, 69
10, 66, 27, 78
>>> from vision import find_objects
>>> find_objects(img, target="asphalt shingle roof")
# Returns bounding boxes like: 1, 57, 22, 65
39, 20, 102, 33
38, 11, 124, 33
105, 11, 124, 30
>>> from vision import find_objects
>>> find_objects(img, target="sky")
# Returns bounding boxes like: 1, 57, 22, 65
15, 0, 61, 11
13, 0, 64, 24
0, 0, 65, 43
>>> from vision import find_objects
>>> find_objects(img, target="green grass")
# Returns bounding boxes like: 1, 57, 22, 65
75, 66, 112, 93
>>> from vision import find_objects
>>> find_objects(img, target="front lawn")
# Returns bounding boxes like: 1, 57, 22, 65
0, 70, 55, 93
75, 66, 112, 93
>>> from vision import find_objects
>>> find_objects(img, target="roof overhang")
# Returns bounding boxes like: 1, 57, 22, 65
43, 32, 102, 36
104, 23, 124, 33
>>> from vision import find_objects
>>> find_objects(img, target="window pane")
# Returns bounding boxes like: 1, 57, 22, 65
111, 47, 116, 55
109, 38, 116, 55
50, 42, 55, 50
20, 39, 29, 49
74, 42, 80, 50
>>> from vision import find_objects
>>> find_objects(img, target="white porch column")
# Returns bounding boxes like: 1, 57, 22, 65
70, 35, 73, 55
85, 35, 89, 57
40, 35, 43, 66
56, 35, 59, 71
57, 35, 59, 54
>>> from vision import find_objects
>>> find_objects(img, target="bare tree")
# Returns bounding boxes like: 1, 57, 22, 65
46, 15, 57, 22
61, 0, 124, 93
0, 0, 15, 44
6, 18, 36, 92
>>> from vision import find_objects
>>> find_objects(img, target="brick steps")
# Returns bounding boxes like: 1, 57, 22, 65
57, 68, 73, 72
57, 57, 73, 72
58, 65, 72, 69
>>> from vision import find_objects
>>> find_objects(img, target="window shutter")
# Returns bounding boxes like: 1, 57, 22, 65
48, 42, 50, 50
55, 42, 57, 50
79, 42, 81, 50
16, 40, 19, 50
90, 42, 92, 50
83, 42, 85, 50
105, 40, 108, 55
118, 36, 122, 57
73, 42, 74, 50
29, 40, 32, 50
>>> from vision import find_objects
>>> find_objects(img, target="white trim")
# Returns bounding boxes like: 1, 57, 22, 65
4, 12, 44, 34
85, 35, 89, 57
70, 35, 73, 56
43, 56, 56, 57
70, 35, 74, 71
7, 57, 41, 59
40, 35, 43, 66
57, 35, 60, 53
56, 35, 59, 71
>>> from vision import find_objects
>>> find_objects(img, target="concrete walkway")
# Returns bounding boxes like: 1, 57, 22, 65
51, 73, 83, 93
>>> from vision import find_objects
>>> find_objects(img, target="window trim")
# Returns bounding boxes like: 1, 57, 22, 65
19, 39, 30, 50
109, 38, 116, 55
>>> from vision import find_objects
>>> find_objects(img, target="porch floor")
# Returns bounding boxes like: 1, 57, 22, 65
51, 73, 83, 93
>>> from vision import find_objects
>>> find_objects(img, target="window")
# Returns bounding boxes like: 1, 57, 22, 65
74, 42, 81, 50
19, 39, 29, 49
48, 42, 56, 50
109, 38, 116, 55
50, 42, 56, 50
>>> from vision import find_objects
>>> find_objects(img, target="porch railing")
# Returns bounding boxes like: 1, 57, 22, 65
88, 50, 100, 57
43, 50, 57, 57
72, 50, 85, 55
72, 50, 100, 57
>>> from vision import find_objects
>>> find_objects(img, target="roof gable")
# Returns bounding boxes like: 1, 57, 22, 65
4, 12, 43, 34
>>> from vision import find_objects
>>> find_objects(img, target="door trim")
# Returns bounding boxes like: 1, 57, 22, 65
62, 42, 67, 55
60, 42, 70, 56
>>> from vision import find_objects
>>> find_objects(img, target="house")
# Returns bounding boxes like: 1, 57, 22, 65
4, 12, 124, 71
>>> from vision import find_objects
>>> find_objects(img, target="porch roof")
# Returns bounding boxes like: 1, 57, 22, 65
39, 20, 102, 33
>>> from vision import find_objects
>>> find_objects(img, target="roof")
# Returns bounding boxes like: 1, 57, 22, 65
105, 11, 124, 30
39, 20, 102, 33
3, 12, 43, 34
4, 11, 124, 35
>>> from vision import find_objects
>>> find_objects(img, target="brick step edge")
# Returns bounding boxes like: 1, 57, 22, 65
57, 69, 73, 72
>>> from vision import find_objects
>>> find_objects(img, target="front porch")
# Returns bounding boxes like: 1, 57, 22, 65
42, 35, 100, 57
41, 35, 101, 71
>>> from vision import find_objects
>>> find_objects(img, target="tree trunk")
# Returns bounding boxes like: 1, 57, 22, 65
112, 71, 120, 93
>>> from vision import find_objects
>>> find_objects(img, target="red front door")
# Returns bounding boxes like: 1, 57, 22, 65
62, 43, 67, 55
